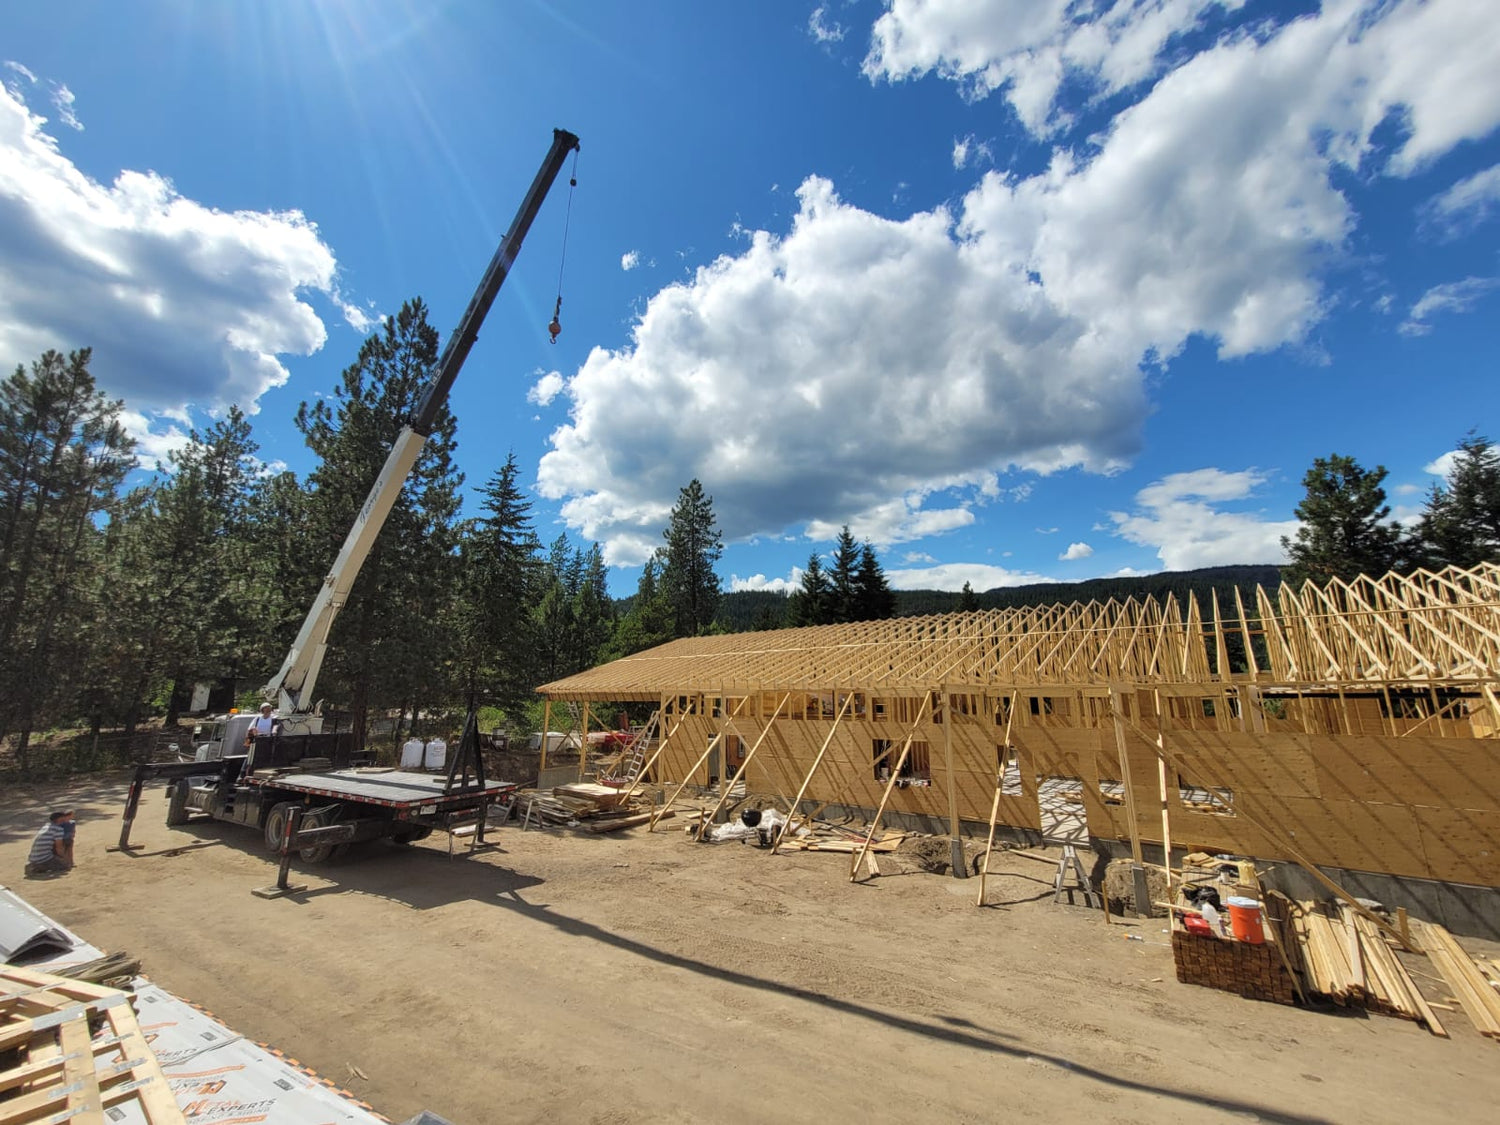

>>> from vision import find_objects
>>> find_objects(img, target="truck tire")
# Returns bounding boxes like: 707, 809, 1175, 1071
296, 808, 340, 865
165, 780, 191, 827
264, 802, 300, 851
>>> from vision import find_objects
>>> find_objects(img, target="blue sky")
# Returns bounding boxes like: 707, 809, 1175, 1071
3, 0, 1497, 597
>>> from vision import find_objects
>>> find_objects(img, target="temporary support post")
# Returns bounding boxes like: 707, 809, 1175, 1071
649, 696, 749, 830
695, 693, 790, 839
579, 703, 592, 780
1151, 689, 1173, 896
539, 699, 553, 773
771, 692, 854, 852
976, 690, 1018, 906
617, 706, 690, 805
941, 686, 967, 879
252, 806, 307, 899
850, 692, 932, 882
1108, 685, 1151, 916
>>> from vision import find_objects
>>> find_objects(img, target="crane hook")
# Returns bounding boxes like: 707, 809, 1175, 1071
548, 296, 562, 344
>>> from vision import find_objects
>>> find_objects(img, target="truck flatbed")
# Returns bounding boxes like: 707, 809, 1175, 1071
246, 768, 514, 808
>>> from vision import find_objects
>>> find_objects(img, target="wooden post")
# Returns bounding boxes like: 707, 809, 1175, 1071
976, 691, 1019, 906
772, 693, 853, 852
941, 685, 967, 879
579, 702, 592, 781
1108, 685, 1150, 916
695, 693, 789, 839
850, 693, 932, 881
539, 699, 553, 773
1152, 689, 1173, 895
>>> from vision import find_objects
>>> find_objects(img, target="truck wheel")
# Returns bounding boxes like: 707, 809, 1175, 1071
165, 780, 191, 826
264, 802, 300, 851
391, 826, 433, 845
297, 808, 339, 864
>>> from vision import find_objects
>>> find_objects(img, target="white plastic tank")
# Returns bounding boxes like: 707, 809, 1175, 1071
424, 737, 447, 769
400, 738, 424, 769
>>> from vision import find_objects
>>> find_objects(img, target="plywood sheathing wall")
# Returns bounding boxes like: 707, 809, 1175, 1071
539, 564, 1500, 888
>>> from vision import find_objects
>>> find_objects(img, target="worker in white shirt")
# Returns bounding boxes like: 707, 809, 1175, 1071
244, 702, 280, 748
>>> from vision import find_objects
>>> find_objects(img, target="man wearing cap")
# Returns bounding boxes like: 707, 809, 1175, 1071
244, 703, 280, 749
25, 810, 75, 877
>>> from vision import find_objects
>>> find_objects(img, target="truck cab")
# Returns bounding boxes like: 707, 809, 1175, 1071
190, 714, 256, 762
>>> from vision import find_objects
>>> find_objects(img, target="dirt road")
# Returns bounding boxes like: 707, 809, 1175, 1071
4, 775, 1496, 1124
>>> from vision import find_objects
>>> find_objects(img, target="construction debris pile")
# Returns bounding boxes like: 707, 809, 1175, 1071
514, 782, 671, 833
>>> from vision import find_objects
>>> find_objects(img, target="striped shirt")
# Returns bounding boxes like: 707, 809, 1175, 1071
28, 822, 65, 865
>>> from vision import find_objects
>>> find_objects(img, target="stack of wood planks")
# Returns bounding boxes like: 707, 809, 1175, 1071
1417, 919, 1500, 1040
0, 965, 185, 1124
776, 828, 907, 854
1170, 923, 1296, 1005
516, 783, 669, 833
1279, 900, 1443, 1032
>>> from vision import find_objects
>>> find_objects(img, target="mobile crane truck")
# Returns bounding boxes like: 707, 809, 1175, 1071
115, 128, 581, 865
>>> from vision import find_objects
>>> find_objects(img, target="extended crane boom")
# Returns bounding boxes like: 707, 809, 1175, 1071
267, 128, 580, 723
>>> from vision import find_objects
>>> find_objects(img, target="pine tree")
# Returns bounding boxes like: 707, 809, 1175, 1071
853, 541, 897, 621
957, 581, 979, 612
787, 554, 832, 626
1281, 454, 1402, 586
0, 350, 134, 762
830, 526, 861, 622
1413, 434, 1500, 569
605, 558, 675, 658
453, 452, 542, 722
657, 479, 722, 636
294, 299, 464, 744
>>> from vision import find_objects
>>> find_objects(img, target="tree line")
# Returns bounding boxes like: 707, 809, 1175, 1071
1281, 440, 1500, 587
0, 306, 905, 768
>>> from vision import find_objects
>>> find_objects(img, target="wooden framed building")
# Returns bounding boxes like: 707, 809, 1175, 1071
538, 564, 1500, 890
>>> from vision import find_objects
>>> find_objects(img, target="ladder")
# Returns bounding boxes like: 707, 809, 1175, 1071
1053, 844, 1101, 907
613, 710, 659, 785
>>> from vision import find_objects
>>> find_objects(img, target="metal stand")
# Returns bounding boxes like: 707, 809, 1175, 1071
252, 807, 307, 898
1053, 844, 1101, 907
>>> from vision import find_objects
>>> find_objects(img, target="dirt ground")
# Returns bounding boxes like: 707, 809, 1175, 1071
5, 775, 1499, 1125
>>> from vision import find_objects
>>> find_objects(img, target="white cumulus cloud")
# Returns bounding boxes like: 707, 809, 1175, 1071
528, 370, 566, 407
0, 80, 349, 438
730, 571, 800, 594
1109, 468, 1296, 570
1060, 541, 1094, 560
621, 250, 640, 271
535, 0, 1500, 565
886, 562, 1051, 592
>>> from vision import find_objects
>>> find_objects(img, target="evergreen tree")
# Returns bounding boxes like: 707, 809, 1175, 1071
1281, 454, 1402, 586
1413, 434, 1500, 569
0, 350, 134, 762
452, 453, 542, 723
853, 541, 897, 620
787, 554, 832, 626
294, 299, 464, 744
656, 479, 722, 636
830, 526, 861, 622
957, 581, 979, 612
605, 558, 675, 659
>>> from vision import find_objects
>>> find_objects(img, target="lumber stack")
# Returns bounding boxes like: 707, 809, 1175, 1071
1170, 926, 1296, 1005
1418, 920, 1500, 1040
0, 965, 185, 1124
515, 784, 658, 830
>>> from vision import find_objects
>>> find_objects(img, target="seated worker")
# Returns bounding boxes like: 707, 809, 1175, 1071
25, 810, 75, 876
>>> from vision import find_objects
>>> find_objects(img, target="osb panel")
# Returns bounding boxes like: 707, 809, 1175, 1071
1162, 730, 1322, 798
1310, 736, 1500, 812
1410, 805, 1500, 885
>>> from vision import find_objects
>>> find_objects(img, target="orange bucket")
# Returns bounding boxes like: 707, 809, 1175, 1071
1226, 896, 1265, 943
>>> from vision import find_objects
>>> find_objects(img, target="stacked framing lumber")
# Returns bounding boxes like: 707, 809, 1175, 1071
1417, 920, 1500, 1039
0, 965, 184, 1124
538, 564, 1500, 889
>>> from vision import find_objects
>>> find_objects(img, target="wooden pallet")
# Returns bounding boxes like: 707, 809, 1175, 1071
0, 965, 184, 1124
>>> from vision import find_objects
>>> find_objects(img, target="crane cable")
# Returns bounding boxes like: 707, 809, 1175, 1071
548, 148, 580, 344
